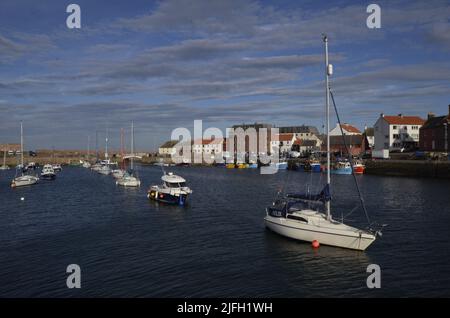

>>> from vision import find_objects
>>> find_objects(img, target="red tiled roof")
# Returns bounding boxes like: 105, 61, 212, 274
293, 138, 302, 145
276, 133, 294, 141
383, 115, 425, 125
340, 124, 361, 134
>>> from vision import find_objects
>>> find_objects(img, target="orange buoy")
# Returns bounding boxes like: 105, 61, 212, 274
312, 240, 320, 248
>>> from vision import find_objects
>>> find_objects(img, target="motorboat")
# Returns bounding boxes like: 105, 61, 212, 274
40, 164, 56, 180
353, 162, 365, 174
330, 161, 352, 175
147, 172, 192, 205
52, 164, 62, 172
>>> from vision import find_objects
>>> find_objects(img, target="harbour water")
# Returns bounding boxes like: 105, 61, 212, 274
1, 166, 450, 297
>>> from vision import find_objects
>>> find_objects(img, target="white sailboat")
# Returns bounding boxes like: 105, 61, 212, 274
11, 122, 39, 188
98, 128, 111, 175
0, 145, 9, 170
116, 122, 141, 187
82, 136, 91, 168
112, 128, 126, 179
264, 36, 381, 251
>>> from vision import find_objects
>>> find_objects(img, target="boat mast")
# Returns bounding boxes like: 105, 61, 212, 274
105, 127, 109, 160
324, 34, 331, 220
120, 128, 124, 169
20, 121, 24, 168
87, 135, 90, 160
131, 122, 134, 170
3, 144, 7, 166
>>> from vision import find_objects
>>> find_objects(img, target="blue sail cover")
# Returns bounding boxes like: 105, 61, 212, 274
286, 184, 331, 202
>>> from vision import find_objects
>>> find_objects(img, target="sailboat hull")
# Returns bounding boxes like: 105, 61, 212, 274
264, 215, 376, 251
116, 177, 140, 187
11, 175, 39, 188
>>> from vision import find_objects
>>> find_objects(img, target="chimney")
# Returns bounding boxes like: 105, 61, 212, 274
428, 112, 435, 120
398, 113, 403, 117
380, 113, 384, 117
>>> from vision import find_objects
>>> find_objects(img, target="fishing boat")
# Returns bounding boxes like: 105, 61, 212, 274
40, 164, 56, 180
0, 146, 9, 170
270, 161, 288, 170
353, 162, 365, 174
330, 160, 352, 175
11, 122, 39, 188
264, 36, 381, 251
147, 172, 192, 205
116, 122, 141, 187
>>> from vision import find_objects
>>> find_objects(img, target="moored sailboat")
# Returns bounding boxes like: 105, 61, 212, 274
116, 122, 141, 187
11, 122, 39, 188
264, 36, 381, 251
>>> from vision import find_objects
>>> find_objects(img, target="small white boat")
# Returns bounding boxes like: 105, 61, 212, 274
98, 164, 111, 175
112, 169, 125, 179
11, 174, 39, 187
41, 164, 56, 180
82, 161, 91, 168
52, 164, 62, 172
147, 172, 192, 205
116, 172, 141, 187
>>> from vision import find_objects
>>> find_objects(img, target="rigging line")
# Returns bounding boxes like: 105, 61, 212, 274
329, 90, 371, 226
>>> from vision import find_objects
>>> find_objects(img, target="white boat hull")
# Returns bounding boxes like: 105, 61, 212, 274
116, 177, 140, 187
264, 215, 376, 251
11, 175, 39, 187
98, 167, 111, 175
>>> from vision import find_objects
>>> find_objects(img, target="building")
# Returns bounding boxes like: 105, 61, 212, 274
419, 106, 450, 152
292, 139, 319, 154
192, 138, 224, 155
374, 114, 425, 152
0, 143, 21, 154
229, 122, 273, 154
322, 135, 364, 156
363, 126, 375, 149
329, 123, 361, 136
271, 133, 295, 154
278, 125, 322, 148
158, 140, 179, 156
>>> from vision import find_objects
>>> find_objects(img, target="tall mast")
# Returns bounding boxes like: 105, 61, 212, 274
20, 121, 24, 168
120, 128, 124, 169
105, 127, 108, 159
95, 130, 99, 161
131, 122, 134, 170
87, 135, 90, 160
324, 34, 331, 220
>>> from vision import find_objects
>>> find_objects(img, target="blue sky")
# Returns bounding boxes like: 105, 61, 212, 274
0, 0, 449, 150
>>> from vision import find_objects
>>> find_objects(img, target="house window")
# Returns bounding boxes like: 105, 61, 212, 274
403, 126, 407, 130
393, 134, 399, 139
384, 143, 389, 148
393, 125, 397, 129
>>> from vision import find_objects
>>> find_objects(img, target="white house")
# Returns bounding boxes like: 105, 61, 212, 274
329, 123, 361, 136
374, 114, 425, 151
271, 133, 295, 154
192, 139, 224, 155
158, 140, 178, 156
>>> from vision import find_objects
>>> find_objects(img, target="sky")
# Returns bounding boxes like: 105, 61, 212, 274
0, 0, 449, 151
